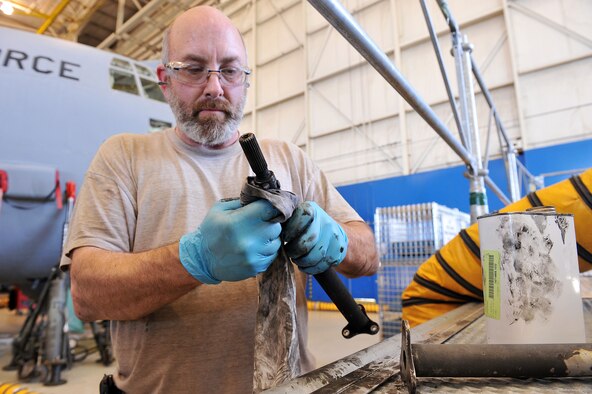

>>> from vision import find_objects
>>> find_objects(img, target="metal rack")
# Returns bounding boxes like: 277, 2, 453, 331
374, 202, 470, 338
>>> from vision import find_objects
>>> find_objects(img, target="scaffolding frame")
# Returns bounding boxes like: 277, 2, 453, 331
307, 0, 538, 221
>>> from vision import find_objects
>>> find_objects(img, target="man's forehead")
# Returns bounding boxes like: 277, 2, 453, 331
169, 16, 246, 63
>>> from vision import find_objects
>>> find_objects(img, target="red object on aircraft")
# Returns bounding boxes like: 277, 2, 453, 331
66, 181, 76, 200
55, 170, 62, 210
0, 170, 7, 193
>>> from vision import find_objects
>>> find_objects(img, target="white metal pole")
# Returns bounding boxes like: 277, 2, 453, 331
454, 34, 488, 222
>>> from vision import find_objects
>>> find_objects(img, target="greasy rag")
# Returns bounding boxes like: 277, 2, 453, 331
240, 179, 301, 391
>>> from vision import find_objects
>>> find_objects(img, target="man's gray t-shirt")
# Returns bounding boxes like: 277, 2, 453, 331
61, 128, 362, 393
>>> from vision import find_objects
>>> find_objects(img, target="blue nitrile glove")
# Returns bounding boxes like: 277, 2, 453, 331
179, 199, 282, 284
283, 201, 348, 275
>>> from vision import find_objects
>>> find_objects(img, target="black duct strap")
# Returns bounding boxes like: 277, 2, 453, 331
435, 251, 483, 298
527, 191, 543, 207
569, 175, 592, 264
570, 175, 592, 211
459, 229, 480, 259
577, 243, 592, 265
402, 297, 467, 308
412, 273, 483, 303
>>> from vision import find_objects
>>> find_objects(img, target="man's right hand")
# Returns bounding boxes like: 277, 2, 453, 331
179, 199, 282, 284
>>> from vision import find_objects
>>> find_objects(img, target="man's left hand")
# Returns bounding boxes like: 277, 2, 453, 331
283, 201, 348, 274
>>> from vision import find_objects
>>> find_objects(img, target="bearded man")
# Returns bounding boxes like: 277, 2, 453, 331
61, 5, 378, 393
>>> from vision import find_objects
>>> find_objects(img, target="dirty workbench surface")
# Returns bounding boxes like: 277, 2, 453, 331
266, 283, 592, 393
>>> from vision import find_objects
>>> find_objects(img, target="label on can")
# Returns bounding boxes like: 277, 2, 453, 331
482, 250, 500, 320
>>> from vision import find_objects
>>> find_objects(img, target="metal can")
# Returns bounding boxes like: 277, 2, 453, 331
477, 208, 586, 344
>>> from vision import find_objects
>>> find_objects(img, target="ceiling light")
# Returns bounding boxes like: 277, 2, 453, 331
0, 2, 15, 16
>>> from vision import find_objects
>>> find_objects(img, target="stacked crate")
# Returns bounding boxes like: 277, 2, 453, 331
374, 202, 470, 338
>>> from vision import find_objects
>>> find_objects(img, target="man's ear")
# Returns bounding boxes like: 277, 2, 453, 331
156, 65, 168, 90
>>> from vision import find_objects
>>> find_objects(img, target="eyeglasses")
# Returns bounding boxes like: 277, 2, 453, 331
164, 61, 251, 87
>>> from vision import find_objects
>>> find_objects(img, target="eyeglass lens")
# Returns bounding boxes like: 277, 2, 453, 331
171, 66, 247, 86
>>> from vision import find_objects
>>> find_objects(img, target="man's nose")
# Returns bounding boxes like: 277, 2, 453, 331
204, 71, 224, 97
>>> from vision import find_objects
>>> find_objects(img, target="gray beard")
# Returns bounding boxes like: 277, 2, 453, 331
178, 115, 240, 146
168, 92, 245, 146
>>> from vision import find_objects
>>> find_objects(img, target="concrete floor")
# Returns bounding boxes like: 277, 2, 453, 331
0, 308, 380, 393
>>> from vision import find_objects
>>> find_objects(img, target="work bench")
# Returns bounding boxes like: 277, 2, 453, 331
266, 277, 592, 393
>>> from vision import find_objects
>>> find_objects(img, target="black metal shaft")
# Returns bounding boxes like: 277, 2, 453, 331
239, 132, 379, 338
315, 269, 379, 338
239, 133, 275, 186
412, 343, 592, 378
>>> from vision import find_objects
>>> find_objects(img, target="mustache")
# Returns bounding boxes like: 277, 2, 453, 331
192, 98, 233, 116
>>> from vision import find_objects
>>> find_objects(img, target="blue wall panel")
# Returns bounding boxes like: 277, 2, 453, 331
307, 137, 592, 302
522, 138, 592, 187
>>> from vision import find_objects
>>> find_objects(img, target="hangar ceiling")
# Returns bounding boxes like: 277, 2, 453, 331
0, 0, 220, 60
1, 0, 590, 188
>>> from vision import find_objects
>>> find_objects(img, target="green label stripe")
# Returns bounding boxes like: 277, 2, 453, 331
482, 250, 500, 320
470, 192, 487, 205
